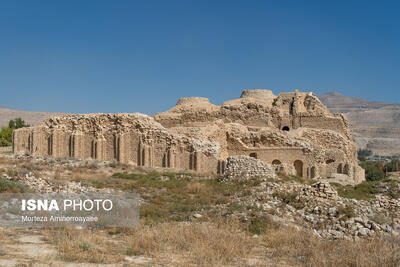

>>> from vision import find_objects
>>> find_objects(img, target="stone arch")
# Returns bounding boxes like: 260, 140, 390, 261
249, 152, 257, 159
310, 166, 316, 178
272, 159, 281, 165
282, 126, 290, 131
337, 163, 343, 174
294, 160, 303, 177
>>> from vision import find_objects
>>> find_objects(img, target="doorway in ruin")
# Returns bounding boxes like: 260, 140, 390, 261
337, 163, 343, 174
294, 160, 303, 177
249, 152, 258, 159
282, 126, 290, 131
310, 166, 316, 178
343, 164, 350, 175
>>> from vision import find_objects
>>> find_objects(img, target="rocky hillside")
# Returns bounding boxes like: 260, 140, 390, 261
0, 106, 66, 128
319, 92, 400, 156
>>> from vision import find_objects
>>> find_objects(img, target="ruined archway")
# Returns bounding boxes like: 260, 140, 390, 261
282, 126, 290, 131
343, 164, 350, 175
326, 159, 335, 164
294, 160, 303, 177
272, 159, 281, 165
249, 152, 257, 159
337, 163, 343, 174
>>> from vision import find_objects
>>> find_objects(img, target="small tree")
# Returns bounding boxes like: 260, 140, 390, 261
0, 127, 13, 146
360, 161, 385, 181
0, 118, 30, 147
384, 159, 400, 172
14, 118, 29, 129
8, 120, 15, 129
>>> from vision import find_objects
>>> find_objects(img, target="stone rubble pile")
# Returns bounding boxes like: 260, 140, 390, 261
222, 155, 276, 181
2, 153, 399, 241
301, 182, 339, 199
232, 180, 400, 240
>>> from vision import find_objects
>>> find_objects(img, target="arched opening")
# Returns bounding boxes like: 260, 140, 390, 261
311, 166, 316, 178
337, 163, 343, 174
249, 152, 257, 159
326, 159, 335, 164
272, 159, 281, 165
294, 160, 303, 177
282, 126, 290, 131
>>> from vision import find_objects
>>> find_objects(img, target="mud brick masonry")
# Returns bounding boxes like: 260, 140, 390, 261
13, 90, 365, 184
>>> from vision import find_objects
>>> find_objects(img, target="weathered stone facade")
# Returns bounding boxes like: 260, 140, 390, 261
13, 90, 365, 184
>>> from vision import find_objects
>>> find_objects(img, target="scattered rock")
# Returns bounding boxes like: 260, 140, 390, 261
223, 155, 276, 181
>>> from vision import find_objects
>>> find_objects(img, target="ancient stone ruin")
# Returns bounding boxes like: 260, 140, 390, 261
13, 90, 365, 184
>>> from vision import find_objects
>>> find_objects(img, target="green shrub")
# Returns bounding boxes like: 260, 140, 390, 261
0, 118, 30, 147
336, 181, 380, 200
360, 161, 385, 181
0, 127, 13, 147
0, 178, 26, 193
384, 159, 400, 172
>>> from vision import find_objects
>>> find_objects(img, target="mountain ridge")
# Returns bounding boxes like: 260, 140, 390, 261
319, 92, 400, 156
0, 106, 66, 128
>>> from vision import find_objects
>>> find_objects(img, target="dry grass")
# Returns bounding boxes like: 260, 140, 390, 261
185, 181, 209, 194
45, 228, 124, 263
264, 227, 400, 266
0, 157, 14, 165
125, 220, 256, 266
40, 220, 400, 266
44, 220, 256, 266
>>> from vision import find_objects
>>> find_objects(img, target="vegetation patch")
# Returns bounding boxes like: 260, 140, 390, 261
82, 172, 264, 225
247, 215, 280, 235
278, 174, 317, 185
0, 118, 30, 147
337, 205, 355, 220
0, 177, 27, 193
334, 179, 400, 200
334, 181, 380, 200
263, 226, 400, 266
